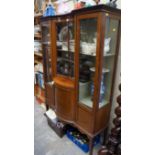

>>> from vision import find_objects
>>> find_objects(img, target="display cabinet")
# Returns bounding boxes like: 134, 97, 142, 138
41, 5, 121, 155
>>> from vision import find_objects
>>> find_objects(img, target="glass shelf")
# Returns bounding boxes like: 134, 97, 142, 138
90, 67, 110, 74
104, 53, 115, 57
42, 42, 50, 45
57, 49, 74, 53
79, 97, 108, 108
80, 52, 96, 56
79, 51, 115, 57
57, 57, 74, 63
79, 96, 93, 108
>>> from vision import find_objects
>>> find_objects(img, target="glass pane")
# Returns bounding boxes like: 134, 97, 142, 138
99, 17, 119, 108
43, 45, 52, 82
56, 21, 75, 77
42, 22, 50, 44
41, 21, 52, 82
78, 18, 97, 108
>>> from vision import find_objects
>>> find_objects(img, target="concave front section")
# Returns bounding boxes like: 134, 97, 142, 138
78, 18, 97, 109
54, 77, 75, 121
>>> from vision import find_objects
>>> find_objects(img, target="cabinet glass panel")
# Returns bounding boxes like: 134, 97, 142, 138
56, 21, 75, 77
78, 18, 97, 108
42, 22, 50, 44
99, 17, 119, 108
41, 21, 52, 82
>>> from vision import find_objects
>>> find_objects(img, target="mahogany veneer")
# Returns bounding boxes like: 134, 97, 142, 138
41, 5, 121, 155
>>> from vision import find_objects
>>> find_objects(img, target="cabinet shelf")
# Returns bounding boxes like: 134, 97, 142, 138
34, 13, 42, 18
104, 53, 115, 57
34, 60, 42, 64
34, 33, 41, 39
80, 52, 115, 57
79, 96, 93, 108
80, 52, 95, 56
57, 57, 74, 63
34, 52, 43, 57
42, 42, 50, 45
35, 70, 43, 74
80, 96, 108, 109
57, 49, 74, 53
90, 67, 110, 74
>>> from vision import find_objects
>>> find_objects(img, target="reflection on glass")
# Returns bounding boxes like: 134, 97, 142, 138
56, 21, 74, 77
78, 18, 97, 108
99, 17, 119, 108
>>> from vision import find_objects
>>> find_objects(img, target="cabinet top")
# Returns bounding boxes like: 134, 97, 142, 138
41, 4, 121, 21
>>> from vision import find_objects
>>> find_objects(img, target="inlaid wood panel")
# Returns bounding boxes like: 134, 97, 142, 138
55, 85, 75, 121
95, 104, 110, 133
76, 106, 93, 133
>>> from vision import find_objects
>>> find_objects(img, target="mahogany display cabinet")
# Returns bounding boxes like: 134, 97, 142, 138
41, 5, 121, 155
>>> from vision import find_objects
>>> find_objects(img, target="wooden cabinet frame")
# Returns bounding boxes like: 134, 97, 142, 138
41, 5, 121, 155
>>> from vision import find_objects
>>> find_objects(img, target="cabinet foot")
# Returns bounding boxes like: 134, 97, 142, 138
89, 138, 94, 155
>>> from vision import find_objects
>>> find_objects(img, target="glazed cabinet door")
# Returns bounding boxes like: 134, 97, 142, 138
53, 17, 76, 121
54, 17, 75, 78
41, 21, 55, 109
98, 15, 120, 109
75, 13, 101, 133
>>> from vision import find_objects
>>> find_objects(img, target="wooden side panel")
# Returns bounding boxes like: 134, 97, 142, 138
55, 85, 75, 121
94, 104, 110, 133
76, 106, 93, 133
45, 83, 55, 109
